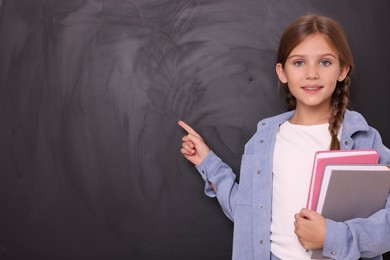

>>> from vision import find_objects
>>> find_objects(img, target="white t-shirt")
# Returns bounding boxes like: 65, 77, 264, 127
270, 121, 332, 260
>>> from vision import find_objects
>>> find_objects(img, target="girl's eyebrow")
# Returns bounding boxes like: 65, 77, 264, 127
288, 53, 338, 60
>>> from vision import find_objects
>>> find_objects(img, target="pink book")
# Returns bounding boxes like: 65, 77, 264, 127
306, 149, 379, 210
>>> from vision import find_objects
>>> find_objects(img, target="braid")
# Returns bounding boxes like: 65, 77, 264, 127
328, 76, 351, 150
284, 84, 296, 111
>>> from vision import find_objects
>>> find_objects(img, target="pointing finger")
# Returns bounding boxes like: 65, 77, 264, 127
178, 120, 201, 138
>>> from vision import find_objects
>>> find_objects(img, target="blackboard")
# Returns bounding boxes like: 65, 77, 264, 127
0, 0, 389, 259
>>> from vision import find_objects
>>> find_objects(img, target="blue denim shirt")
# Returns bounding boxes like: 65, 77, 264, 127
196, 110, 390, 260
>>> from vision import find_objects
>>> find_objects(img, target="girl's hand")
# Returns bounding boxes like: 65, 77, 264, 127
178, 120, 211, 166
294, 208, 326, 250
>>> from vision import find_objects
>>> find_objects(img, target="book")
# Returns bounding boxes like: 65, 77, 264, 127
316, 164, 390, 220
306, 149, 379, 210
309, 164, 390, 259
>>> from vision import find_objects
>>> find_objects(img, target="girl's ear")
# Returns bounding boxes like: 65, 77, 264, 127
337, 65, 350, 82
276, 63, 288, 84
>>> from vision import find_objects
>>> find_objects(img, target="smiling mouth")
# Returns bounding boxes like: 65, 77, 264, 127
302, 85, 323, 93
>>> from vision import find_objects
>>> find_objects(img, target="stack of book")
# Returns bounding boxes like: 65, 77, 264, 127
306, 149, 390, 259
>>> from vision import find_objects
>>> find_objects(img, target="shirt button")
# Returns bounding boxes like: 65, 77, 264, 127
259, 240, 263, 245
258, 204, 263, 208
344, 140, 349, 146
257, 170, 261, 174
261, 122, 266, 126
331, 251, 336, 256
260, 139, 264, 144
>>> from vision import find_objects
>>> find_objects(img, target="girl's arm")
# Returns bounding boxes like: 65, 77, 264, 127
195, 151, 239, 220
322, 129, 390, 259
178, 121, 239, 220
323, 197, 390, 259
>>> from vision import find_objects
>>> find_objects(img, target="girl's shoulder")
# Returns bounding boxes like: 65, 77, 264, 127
343, 110, 371, 134
342, 110, 390, 159
256, 110, 295, 127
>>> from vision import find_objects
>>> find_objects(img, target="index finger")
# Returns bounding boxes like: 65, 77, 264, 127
178, 120, 201, 137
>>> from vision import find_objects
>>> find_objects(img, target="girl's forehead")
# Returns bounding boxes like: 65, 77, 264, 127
289, 34, 338, 57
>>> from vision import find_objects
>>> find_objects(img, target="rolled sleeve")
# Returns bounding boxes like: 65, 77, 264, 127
195, 151, 239, 220
195, 151, 220, 197
323, 219, 358, 259
323, 210, 390, 260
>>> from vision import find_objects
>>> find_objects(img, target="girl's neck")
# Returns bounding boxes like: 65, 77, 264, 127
289, 108, 330, 126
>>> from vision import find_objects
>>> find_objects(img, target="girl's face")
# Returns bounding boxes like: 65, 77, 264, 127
276, 33, 349, 114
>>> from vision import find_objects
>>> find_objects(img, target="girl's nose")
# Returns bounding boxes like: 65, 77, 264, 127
305, 66, 319, 80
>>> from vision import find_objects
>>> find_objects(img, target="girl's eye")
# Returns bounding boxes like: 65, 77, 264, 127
293, 60, 304, 67
320, 60, 331, 66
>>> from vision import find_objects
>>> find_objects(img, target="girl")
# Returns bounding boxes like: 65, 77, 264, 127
179, 15, 390, 260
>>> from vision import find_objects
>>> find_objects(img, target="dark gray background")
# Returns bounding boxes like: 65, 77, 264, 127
0, 0, 389, 259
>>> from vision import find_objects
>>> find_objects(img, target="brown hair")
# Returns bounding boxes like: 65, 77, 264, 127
276, 14, 354, 150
